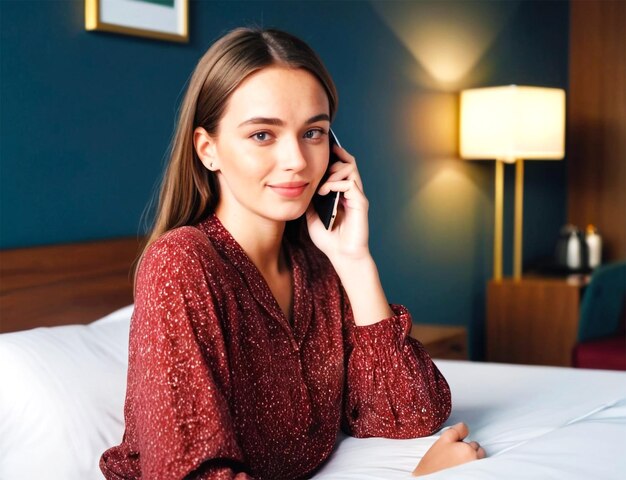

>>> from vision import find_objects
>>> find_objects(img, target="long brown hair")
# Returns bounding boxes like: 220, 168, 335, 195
138, 28, 338, 277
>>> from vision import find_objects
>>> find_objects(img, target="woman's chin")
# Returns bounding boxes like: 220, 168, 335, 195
269, 204, 309, 223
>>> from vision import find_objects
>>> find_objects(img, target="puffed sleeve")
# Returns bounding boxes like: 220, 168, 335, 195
100, 229, 253, 480
341, 299, 452, 439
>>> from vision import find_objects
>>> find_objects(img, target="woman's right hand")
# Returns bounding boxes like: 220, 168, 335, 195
412, 423, 486, 477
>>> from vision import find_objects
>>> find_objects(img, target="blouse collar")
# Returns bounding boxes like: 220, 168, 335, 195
196, 214, 313, 349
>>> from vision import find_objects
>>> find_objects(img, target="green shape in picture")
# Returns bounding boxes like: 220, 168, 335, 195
133, 0, 175, 8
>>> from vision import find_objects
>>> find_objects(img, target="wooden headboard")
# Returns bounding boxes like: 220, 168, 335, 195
0, 238, 142, 333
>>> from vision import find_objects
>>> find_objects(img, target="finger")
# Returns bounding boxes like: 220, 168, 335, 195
325, 183, 368, 211
327, 159, 364, 191
477, 447, 486, 459
328, 160, 347, 173
468, 441, 480, 451
439, 429, 460, 442
452, 422, 469, 440
326, 167, 364, 190
327, 162, 354, 177
440, 422, 469, 442
318, 179, 364, 199
326, 165, 354, 182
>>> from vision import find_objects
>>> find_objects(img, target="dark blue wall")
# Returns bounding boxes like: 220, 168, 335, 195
0, 0, 569, 358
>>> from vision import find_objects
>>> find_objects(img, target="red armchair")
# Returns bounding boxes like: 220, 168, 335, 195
572, 262, 626, 371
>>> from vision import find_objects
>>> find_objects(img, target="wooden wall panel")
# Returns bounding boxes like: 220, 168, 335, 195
568, 0, 626, 261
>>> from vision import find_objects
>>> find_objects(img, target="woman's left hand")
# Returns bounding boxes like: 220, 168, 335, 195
305, 144, 370, 265
412, 423, 486, 477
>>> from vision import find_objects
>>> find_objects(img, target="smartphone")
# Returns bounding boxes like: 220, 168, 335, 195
312, 129, 342, 230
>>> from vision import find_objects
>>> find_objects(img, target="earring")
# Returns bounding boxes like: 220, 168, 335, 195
210, 162, 214, 169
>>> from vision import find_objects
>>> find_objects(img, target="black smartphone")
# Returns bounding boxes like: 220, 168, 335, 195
312, 129, 341, 230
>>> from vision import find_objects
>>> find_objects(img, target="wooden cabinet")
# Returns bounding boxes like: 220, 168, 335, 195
486, 276, 588, 366
410, 324, 468, 360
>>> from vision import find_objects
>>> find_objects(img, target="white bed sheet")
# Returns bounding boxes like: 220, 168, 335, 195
315, 362, 626, 479
1, 305, 625, 479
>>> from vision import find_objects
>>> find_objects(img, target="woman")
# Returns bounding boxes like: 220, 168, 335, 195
100, 27, 485, 480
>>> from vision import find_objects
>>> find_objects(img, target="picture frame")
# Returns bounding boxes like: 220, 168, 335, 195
85, 0, 188, 43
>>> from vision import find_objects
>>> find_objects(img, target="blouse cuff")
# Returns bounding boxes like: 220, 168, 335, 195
352, 304, 412, 351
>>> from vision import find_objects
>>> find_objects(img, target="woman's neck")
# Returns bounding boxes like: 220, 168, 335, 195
214, 205, 287, 276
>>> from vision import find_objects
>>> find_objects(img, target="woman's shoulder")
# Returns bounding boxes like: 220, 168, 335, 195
149, 225, 212, 252
139, 226, 218, 276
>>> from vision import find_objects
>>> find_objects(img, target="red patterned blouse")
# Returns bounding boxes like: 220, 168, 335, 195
100, 214, 451, 480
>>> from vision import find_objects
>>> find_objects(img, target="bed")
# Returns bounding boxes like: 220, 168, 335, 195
1, 239, 625, 479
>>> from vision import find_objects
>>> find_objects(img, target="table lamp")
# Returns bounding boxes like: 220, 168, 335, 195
460, 85, 565, 280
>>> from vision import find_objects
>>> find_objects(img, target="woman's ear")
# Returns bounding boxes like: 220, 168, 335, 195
193, 127, 219, 171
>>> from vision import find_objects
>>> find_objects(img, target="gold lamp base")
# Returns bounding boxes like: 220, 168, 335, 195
493, 158, 524, 281
514, 159, 524, 280
493, 160, 504, 280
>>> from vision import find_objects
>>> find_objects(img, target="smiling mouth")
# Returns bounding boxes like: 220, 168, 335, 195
268, 182, 309, 198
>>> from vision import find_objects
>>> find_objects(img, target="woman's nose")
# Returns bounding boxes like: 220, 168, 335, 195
278, 137, 307, 171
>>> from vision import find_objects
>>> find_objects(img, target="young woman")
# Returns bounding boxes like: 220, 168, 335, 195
100, 27, 485, 480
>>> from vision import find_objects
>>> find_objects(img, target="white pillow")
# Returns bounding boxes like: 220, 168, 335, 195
0, 305, 133, 480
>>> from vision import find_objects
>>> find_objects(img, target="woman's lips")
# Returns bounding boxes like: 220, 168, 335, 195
268, 182, 309, 198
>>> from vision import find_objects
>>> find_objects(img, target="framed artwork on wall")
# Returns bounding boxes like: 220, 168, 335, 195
85, 0, 188, 43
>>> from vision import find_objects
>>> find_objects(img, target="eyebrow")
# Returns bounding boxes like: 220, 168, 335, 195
238, 113, 330, 128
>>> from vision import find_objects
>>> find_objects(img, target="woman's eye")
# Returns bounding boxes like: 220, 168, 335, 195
253, 132, 269, 142
304, 128, 326, 140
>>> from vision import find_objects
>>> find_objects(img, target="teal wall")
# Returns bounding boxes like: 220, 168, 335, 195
0, 0, 569, 359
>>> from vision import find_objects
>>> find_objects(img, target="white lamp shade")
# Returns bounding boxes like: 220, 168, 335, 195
460, 85, 565, 162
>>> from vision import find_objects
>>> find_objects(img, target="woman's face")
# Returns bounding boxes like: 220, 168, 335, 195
199, 66, 331, 226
